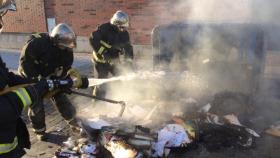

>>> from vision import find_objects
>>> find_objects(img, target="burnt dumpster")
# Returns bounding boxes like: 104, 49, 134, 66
152, 23, 266, 115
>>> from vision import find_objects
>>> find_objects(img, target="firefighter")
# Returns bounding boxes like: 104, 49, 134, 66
0, 1, 87, 157
89, 10, 134, 98
18, 23, 86, 141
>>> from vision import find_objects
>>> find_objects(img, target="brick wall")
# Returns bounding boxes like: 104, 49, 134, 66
44, 0, 187, 44
4, 0, 187, 45
3, 0, 47, 33
1, 0, 254, 45
2, 0, 251, 45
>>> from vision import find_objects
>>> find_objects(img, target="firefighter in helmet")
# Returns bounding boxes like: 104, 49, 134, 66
18, 23, 88, 141
89, 10, 134, 98
0, 1, 86, 157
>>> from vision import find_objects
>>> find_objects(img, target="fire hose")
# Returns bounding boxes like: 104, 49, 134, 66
0, 84, 126, 117
0, 84, 30, 95
70, 90, 126, 117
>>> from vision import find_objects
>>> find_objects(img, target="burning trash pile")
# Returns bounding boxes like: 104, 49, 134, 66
54, 137, 99, 158
53, 70, 262, 158
54, 116, 155, 158
53, 99, 260, 158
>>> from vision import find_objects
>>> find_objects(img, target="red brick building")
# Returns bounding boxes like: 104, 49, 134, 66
3, 0, 188, 45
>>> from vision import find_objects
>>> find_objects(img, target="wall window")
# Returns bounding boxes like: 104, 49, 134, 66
47, 18, 56, 33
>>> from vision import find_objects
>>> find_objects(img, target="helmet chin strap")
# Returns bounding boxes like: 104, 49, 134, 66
118, 28, 125, 32
117, 25, 127, 32
57, 43, 75, 50
58, 45, 67, 50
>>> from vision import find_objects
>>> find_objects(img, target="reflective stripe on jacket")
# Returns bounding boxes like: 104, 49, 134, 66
92, 50, 107, 63
0, 137, 18, 154
92, 40, 113, 63
12, 88, 32, 109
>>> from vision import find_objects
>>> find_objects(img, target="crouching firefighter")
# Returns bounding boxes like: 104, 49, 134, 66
0, 1, 87, 157
18, 23, 88, 141
0, 69, 83, 157
89, 10, 134, 98
1, 61, 87, 157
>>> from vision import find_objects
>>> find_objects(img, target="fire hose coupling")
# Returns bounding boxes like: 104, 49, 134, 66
74, 76, 89, 89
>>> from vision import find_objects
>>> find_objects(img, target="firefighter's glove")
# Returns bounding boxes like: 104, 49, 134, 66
66, 68, 83, 87
111, 44, 122, 52
27, 79, 50, 98
65, 68, 88, 88
123, 58, 135, 72
119, 48, 126, 55
103, 48, 121, 63
67, 68, 81, 77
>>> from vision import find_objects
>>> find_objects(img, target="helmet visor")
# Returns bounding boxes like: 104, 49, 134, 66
58, 37, 77, 49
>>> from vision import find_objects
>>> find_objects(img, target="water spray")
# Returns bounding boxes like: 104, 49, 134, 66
87, 71, 166, 87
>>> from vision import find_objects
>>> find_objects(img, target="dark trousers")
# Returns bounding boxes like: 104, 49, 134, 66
93, 62, 119, 98
28, 92, 76, 133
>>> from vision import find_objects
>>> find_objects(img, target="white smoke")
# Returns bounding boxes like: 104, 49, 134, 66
74, 0, 280, 128
172, 0, 280, 24
175, 0, 250, 22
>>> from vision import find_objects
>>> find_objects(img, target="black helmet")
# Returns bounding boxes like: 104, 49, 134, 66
110, 10, 129, 31
50, 23, 77, 49
0, 0, 16, 31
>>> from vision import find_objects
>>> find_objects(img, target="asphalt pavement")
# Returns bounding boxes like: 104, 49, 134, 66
0, 48, 92, 71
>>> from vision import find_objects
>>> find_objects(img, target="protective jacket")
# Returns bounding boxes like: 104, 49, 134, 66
18, 33, 74, 79
89, 22, 133, 64
0, 57, 33, 157
0, 57, 29, 89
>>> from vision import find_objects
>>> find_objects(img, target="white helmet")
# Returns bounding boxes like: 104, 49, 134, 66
50, 23, 77, 49
110, 10, 129, 31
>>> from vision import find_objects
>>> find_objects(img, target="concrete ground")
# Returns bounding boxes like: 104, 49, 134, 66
1, 49, 280, 158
